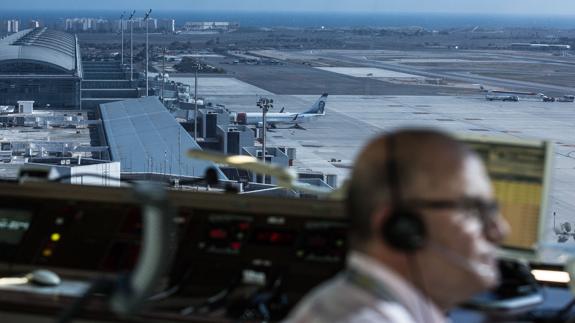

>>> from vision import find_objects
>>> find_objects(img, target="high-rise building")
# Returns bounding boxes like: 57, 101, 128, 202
29, 20, 40, 29
183, 21, 239, 32
1, 20, 20, 33
158, 19, 176, 33
9, 20, 19, 33
65, 18, 112, 32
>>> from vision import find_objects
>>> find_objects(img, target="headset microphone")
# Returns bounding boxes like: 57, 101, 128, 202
427, 241, 498, 283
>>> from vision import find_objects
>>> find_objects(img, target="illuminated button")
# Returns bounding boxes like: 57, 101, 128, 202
238, 222, 250, 231
42, 249, 53, 257
209, 229, 227, 239
296, 250, 305, 257
336, 240, 344, 247
270, 232, 281, 242
50, 233, 61, 242
230, 242, 241, 250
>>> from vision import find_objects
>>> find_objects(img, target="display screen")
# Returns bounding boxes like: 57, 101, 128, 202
0, 210, 32, 245
464, 139, 547, 250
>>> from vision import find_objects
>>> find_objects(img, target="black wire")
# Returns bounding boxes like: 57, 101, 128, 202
147, 285, 180, 301
55, 277, 116, 323
180, 287, 233, 316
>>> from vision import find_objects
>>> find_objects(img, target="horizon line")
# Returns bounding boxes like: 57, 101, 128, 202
1, 9, 575, 16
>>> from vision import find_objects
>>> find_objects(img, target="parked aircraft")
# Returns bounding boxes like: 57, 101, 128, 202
234, 93, 328, 129
486, 94, 519, 101
479, 84, 535, 96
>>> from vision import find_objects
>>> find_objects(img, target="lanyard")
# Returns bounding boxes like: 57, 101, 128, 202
344, 267, 399, 303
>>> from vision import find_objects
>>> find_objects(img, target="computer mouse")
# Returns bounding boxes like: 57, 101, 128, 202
26, 269, 61, 287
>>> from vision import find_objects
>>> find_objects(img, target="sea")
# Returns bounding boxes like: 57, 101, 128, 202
2, 10, 575, 30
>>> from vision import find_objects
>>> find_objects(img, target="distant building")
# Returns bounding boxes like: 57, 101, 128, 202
0, 28, 83, 109
183, 21, 239, 32
158, 19, 176, 33
65, 18, 112, 32
115, 17, 158, 32
131, 17, 157, 31
117, 19, 128, 32
0, 20, 19, 33
29, 20, 40, 29
27, 158, 121, 187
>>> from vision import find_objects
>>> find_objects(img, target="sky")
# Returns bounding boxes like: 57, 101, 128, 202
1, 0, 575, 15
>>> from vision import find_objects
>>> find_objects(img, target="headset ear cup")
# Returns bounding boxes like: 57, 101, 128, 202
382, 210, 427, 252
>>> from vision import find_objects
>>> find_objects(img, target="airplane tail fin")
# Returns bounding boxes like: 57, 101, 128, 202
303, 93, 328, 115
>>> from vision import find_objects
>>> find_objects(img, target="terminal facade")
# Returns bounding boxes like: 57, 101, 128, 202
0, 28, 83, 109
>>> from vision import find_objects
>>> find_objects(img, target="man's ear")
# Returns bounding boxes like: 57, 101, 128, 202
371, 206, 391, 240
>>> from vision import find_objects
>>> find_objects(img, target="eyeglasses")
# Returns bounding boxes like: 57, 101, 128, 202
405, 197, 500, 226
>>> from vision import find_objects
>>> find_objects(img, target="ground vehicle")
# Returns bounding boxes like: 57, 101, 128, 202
486, 94, 519, 102
556, 95, 575, 102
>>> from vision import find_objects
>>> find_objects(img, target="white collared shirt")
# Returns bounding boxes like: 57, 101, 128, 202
284, 251, 447, 323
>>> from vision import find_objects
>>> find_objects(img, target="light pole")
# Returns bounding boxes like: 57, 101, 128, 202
257, 97, 273, 183
161, 47, 166, 102
120, 12, 125, 66
144, 9, 152, 97
194, 64, 199, 139
128, 10, 135, 81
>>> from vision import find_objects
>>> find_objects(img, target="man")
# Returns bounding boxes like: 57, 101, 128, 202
285, 129, 509, 323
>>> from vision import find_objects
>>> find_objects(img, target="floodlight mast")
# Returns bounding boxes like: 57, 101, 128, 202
194, 65, 198, 139
144, 9, 152, 97
129, 10, 135, 81
120, 12, 125, 66
257, 97, 273, 183
161, 47, 166, 102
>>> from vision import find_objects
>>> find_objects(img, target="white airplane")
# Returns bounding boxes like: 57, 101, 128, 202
478, 84, 535, 96
234, 93, 327, 129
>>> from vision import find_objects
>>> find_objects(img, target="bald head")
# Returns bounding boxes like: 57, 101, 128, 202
347, 129, 473, 247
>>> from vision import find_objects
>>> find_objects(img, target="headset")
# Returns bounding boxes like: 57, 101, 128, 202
381, 134, 427, 252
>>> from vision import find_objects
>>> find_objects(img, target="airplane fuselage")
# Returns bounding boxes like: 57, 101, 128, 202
236, 112, 320, 126
233, 93, 328, 127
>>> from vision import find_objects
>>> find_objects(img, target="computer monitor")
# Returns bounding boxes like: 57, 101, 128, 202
458, 135, 553, 252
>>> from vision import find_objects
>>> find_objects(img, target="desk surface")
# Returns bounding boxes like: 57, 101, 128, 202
0, 282, 573, 322
450, 287, 574, 323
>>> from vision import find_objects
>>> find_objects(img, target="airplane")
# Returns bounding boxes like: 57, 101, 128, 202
478, 84, 535, 96
485, 94, 519, 102
234, 93, 328, 129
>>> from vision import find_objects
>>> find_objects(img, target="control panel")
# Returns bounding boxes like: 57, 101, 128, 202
0, 182, 347, 321
170, 208, 346, 319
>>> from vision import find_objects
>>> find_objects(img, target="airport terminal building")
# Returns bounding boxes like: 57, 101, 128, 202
0, 28, 82, 109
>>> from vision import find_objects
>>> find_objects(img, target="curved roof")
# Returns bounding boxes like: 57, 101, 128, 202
0, 28, 80, 74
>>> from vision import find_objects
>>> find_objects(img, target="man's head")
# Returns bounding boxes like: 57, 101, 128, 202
347, 129, 509, 309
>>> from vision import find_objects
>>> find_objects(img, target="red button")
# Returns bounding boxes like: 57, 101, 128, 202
209, 229, 227, 239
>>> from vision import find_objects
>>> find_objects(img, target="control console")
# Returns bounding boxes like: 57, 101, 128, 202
0, 181, 347, 322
